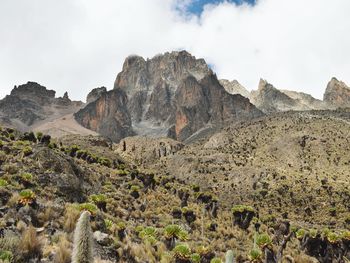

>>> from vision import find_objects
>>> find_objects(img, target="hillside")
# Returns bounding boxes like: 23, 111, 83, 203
0, 111, 349, 262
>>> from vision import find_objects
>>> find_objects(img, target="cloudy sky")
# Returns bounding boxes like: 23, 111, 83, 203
0, 0, 349, 101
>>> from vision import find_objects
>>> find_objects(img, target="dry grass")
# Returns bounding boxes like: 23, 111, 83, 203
63, 204, 81, 232
19, 225, 43, 260
53, 234, 71, 263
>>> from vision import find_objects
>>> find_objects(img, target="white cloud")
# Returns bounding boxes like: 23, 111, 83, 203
0, 0, 349, 101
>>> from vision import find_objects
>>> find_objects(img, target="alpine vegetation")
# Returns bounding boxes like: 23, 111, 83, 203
72, 211, 94, 263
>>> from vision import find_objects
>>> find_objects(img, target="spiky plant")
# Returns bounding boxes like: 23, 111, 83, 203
71, 211, 93, 263
225, 250, 235, 263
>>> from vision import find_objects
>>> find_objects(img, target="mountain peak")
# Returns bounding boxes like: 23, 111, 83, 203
324, 77, 350, 107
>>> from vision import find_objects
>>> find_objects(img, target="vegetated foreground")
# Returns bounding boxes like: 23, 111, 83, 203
0, 110, 349, 263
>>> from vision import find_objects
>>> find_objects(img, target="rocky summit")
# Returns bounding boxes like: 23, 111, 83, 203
75, 51, 262, 142
324, 77, 350, 108
0, 82, 84, 132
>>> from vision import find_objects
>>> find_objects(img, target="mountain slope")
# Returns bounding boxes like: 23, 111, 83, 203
156, 110, 350, 228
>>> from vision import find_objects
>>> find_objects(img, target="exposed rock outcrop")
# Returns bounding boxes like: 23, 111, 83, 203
250, 79, 326, 113
219, 79, 250, 98
74, 89, 133, 142
76, 51, 262, 142
281, 90, 325, 110
323, 77, 350, 108
250, 79, 300, 113
0, 82, 83, 131
86, 87, 107, 104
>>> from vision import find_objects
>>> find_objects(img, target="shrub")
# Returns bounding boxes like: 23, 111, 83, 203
210, 257, 222, 263
296, 229, 307, 239
248, 249, 262, 261
172, 243, 191, 261
97, 157, 112, 167
21, 173, 33, 183
89, 194, 107, 211
139, 226, 158, 244
164, 225, 189, 241
0, 250, 13, 262
0, 179, 8, 187
36, 132, 43, 141
256, 233, 272, 248
104, 219, 113, 230
0, 232, 20, 260
326, 232, 340, 243
231, 205, 255, 230
78, 203, 98, 214
191, 253, 201, 263
18, 189, 36, 206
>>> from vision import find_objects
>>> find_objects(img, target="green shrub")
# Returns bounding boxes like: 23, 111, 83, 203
248, 249, 262, 261
21, 173, 33, 182
296, 229, 307, 239
19, 189, 36, 205
22, 146, 33, 156
0, 250, 13, 262
172, 243, 191, 260
36, 132, 43, 141
210, 257, 222, 263
104, 219, 113, 230
191, 253, 201, 263
0, 179, 8, 187
326, 232, 340, 243
89, 194, 107, 204
164, 224, 189, 241
256, 233, 272, 248
78, 203, 98, 214
98, 157, 112, 167
115, 169, 128, 176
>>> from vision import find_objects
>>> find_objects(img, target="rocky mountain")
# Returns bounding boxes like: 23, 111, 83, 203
75, 51, 262, 142
324, 77, 350, 108
219, 79, 251, 98
0, 82, 84, 132
281, 90, 325, 110
74, 88, 133, 142
250, 79, 328, 113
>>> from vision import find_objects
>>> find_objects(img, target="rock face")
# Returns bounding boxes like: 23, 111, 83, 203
0, 82, 83, 131
74, 51, 261, 142
219, 79, 251, 98
74, 89, 133, 142
250, 79, 326, 113
77, 51, 262, 142
323, 77, 350, 108
250, 79, 300, 113
281, 90, 325, 110
86, 87, 107, 104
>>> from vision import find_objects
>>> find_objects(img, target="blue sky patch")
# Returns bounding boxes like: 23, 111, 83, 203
186, 0, 256, 15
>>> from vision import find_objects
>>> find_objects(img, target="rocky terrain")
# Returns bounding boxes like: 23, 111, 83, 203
221, 78, 350, 114
75, 51, 262, 142
0, 82, 85, 134
324, 77, 350, 108
218, 80, 251, 98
